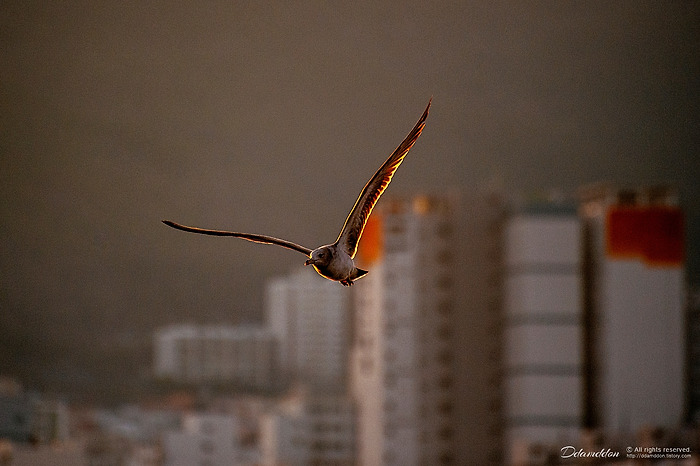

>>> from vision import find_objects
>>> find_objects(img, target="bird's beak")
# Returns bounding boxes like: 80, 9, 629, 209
305, 258, 314, 266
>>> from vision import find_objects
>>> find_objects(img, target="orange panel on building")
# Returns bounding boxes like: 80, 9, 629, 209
357, 213, 383, 266
606, 206, 684, 266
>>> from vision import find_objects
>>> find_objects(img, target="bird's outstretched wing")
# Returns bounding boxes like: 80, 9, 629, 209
335, 98, 431, 258
162, 220, 313, 256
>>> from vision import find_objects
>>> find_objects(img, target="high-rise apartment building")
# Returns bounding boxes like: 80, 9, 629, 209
503, 202, 583, 461
265, 267, 351, 391
351, 196, 455, 465
502, 186, 686, 460
264, 266, 355, 464
351, 192, 506, 465
579, 185, 685, 434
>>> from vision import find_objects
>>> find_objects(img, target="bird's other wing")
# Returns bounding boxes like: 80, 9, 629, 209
162, 220, 313, 256
335, 98, 431, 258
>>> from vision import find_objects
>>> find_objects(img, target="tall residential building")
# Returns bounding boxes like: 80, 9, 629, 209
579, 185, 685, 434
265, 267, 351, 391
153, 324, 277, 389
263, 264, 355, 464
503, 202, 583, 461
351, 192, 506, 465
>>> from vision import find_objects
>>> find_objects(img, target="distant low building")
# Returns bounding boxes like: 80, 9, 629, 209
0, 384, 69, 445
32, 399, 70, 445
260, 388, 355, 466
162, 413, 237, 466
153, 324, 278, 390
0, 394, 33, 443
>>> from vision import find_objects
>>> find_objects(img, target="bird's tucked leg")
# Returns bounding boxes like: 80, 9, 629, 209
340, 279, 353, 286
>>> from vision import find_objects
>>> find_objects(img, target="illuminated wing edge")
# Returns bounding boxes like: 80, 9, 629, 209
336, 99, 431, 257
162, 220, 313, 256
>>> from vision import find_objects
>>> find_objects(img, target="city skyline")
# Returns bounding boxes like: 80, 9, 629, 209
0, 189, 692, 465
1, 1, 698, 400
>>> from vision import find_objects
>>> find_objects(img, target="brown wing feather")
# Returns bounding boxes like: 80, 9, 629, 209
162, 220, 313, 256
336, 99, 431, 258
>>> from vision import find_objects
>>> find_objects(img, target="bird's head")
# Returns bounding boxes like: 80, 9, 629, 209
305, 246, 332, 268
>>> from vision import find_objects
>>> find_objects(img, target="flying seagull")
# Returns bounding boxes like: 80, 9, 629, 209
163, 99, 431, 286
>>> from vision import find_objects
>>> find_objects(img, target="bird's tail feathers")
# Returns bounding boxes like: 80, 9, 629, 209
353, 268, 369, 280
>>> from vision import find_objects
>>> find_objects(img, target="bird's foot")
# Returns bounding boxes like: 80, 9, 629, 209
340, 279, 353, 287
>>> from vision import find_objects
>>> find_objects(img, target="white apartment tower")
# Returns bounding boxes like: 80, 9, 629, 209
579, 185, 685, 434
352, 196, 455, 466
503, 202, 583, 460
266, 267, 351, 391
352, 193, 506, 465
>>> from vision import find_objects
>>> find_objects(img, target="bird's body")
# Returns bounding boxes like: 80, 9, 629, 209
305, 244, 366, 286
163, 99, 431, 286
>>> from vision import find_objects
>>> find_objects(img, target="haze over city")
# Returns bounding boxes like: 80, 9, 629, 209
1, 1, 698, 400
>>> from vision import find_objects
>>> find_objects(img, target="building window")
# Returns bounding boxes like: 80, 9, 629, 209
439, 450, 455, 464
200, 421, 215, 435
437, 324, 451, 339
360, 358, 374, 374
384, 422, 396, 438
199, 440, 214, 454
436, 275, 452, 290
437, 222, 453, 239
437, 300, 452, 316
437, 399, 454, 415
437, 374, 453, 389
385, 321, 397, 337
436, 248, 452, 264
384, 450, 396, 463
436, 349, 453, 365
438, 426, 454, 441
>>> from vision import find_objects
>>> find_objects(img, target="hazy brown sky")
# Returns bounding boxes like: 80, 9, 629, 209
1, 1, 698, 397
